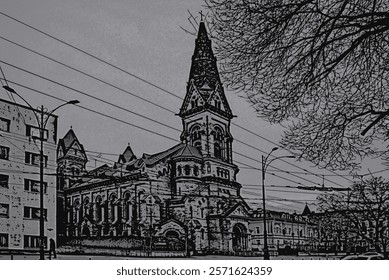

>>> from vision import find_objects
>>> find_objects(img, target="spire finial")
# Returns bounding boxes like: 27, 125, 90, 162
70, 125, 72, 129
200, 11, 204, 22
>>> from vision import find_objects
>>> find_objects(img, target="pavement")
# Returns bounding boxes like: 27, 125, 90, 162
0, 253, 342, 260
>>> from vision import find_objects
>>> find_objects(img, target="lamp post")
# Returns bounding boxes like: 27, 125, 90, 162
3, 85, 79, 260
261, 147, 295, 260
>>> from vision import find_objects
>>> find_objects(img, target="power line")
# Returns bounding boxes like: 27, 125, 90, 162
0, 60, 180, 134
1, 73, 319, 187
0, 11, 182, 100
0, 78, 179, 143
0, 35, 178, 115
0, 13, 352, 184
2, 59, 328, 186
0, 78, 357, 192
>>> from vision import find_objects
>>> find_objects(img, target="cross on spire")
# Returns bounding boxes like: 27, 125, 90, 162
199, 10, 204, 22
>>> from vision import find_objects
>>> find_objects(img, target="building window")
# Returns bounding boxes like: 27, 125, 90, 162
0, 203, 9, 218
214, 96, 221, 110
0, 118, 10, 132
0, 233, 8, 247
191, 126, 202, 154
184, 165, 190, 176
0, 174, 9, 188
0, 146, 9, 160
194, 166, 199, 176
24, 179, 47, 193
177, 166, 182, 176
23, 206, 47, 220
255, 227, 260, 234
214, 143, 221, 159
25, 152, 48, 167
26, 125, 48, 141
191, 96, 198, 109
24, 235, 47, 249
213, 127, 225, 160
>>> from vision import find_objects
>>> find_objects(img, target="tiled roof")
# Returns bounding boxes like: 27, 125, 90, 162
142, 143, 184, 166
141, 143, 203, 166
172, 144, 202, 159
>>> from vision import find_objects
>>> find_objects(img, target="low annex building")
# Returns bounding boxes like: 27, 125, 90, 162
57, 22, 253, 255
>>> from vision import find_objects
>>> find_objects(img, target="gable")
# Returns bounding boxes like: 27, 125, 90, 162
225, 203, 250, 218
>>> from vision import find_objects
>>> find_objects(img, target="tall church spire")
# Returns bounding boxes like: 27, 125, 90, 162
179, 21, 232, 118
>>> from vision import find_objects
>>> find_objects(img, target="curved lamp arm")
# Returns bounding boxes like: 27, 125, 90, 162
262, 147, 295, 176
43, 100, 80, 128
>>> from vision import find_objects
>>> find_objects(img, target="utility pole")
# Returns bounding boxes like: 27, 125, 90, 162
261, 147, 295, 260
39, 105, 45, 260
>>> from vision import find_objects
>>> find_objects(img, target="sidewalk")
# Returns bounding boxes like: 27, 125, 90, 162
0, 253, 343, 260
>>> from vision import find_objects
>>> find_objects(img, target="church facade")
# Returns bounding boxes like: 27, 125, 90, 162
57, 22, 255, 255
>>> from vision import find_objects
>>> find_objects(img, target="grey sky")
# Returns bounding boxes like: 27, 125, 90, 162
1, 0, 380, 212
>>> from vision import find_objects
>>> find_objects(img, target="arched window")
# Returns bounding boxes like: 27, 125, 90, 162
191, 126, 202, 154
109, 194, 117, 222
95, 196, 102, 222
214, 96, 221, 110
177, 165, 182, 176
194, 165, 199, 176
214, 143, 221, 159
191, 96, 198, 109
84, 197, 90, 219
213, 126, 224, 160
184, 165, 190, 176
123, 193, 131, 222
73, 199, 80, 224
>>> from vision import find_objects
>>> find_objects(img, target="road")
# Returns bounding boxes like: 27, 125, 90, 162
0, 253, 341, 260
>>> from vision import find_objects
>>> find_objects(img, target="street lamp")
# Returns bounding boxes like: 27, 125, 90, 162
3, 85, 79, 260
261, 147, 295, 260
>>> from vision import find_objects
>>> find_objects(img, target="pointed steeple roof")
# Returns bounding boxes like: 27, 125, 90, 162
58, 128, 86, 154
179, 21, 233, 118
118, 144, 137, 163
62, 128, 77, 150
302, 204, 312, 216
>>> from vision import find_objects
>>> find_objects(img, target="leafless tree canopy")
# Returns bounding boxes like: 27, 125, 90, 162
318, 177, 389, 254
206, 0, 389, 170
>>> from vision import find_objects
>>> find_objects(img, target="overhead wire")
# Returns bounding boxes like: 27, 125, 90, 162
0, 15, 353, 184
1, 77, 320, 188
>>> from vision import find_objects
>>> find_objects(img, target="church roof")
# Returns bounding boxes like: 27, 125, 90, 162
118, 144, 136, 163
57, 128, 87, 159
141, 142, 203, 166
179, 21, 233, 118
142, 143, 184, 166
171, 144, 202, 159
302, 204, 312, 216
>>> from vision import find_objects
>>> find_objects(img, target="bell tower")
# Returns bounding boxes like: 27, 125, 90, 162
179, 21, 234, 164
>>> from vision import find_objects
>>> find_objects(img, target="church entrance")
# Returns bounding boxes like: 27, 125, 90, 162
232, 223, 248, 251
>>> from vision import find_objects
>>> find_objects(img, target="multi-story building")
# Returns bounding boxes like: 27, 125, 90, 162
57, 21, 253, 255
0, 98, 57, 250
250, 205, 319, 255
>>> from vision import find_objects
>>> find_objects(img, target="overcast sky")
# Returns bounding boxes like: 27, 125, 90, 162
1, 0, 384, 213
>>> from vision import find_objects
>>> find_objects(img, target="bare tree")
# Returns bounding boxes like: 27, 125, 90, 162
205, 0, 389, 170
318, 177, 389, 256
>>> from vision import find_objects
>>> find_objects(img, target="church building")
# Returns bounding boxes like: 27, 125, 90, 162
57, 22, 253, 255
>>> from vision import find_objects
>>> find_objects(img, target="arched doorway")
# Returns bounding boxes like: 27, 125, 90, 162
165, 230, 183, 251
232, 223, 248, 251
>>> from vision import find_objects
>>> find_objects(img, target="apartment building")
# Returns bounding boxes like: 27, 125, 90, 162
0, 97, 57, 250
